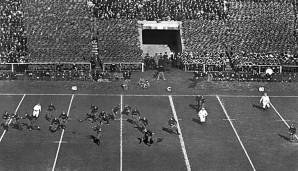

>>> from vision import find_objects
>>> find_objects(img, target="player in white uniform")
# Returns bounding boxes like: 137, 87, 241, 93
198, 107, 208, 123
260, 93, 270, 110
33, 103, 42, 118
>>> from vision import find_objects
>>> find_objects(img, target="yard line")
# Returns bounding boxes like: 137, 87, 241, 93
168, 95, 191, 171
270, 102, 298, 140
120, 95, 123, 171
216, 95, 256, 171
0, 94, 26, 143
51, 94, 75, 171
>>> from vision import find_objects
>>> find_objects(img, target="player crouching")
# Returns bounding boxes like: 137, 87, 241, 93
289, 124, 296, 142
198, 107, 208, 124
168, 116, 179, 135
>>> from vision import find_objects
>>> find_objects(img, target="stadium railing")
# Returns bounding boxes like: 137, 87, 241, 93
102, 62, 144, 72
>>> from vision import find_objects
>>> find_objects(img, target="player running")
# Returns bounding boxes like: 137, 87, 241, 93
259, 93, 270, 110
49, 117, 61, 133
58, 111, 69, 129
198, 107, 208, 123
195, 95, 205, 111
289, 124, 296, 142
45, 103, 56, 122
92, 123, 102, 146
33, 103, 42, 118
131, 106, 141, 120
99, 110, 109, 125
168, 116, 179, 135
1, 111, 11, 130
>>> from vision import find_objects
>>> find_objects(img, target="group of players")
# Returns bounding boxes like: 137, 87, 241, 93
77, 104, 120, 145
1, 103, 70, 133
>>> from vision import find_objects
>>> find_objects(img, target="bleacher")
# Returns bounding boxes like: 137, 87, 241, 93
94, 19, 143, 63
181, 0, 297, 69
23, 0, 92, 63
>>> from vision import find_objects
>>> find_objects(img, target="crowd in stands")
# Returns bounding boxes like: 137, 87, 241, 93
181, 0, 297, 68
90, 0, 227, 20
0, 0, 28, 64
95, 19, 142, 63
23, 0, 92, 62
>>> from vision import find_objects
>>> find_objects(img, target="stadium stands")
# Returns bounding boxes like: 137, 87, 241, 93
94, 19, 142, 63
0, 0, 28, 63
23, 0, 92, 62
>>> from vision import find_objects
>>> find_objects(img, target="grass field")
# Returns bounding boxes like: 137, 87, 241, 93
0, 93, 298, 171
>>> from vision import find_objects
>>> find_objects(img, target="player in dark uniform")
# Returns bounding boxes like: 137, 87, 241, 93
58, 111, 69, 129
10, 113, 23, 130
45, 103, 56, 122
92, 123, 102, 145
122, 105, 131, 116
49, 117, 61, 133
289, 124, 296, 142
196, 95, 205, 111
99, 110, 109, 125
168, 116, 179, 135
110, 105, 120, 120
90, 104, 99, 114
139, 117, 149, 128
138, 129, 154, 146
131, 107, 141, 120
22, 113, 41, 131
1, 111, 11, 130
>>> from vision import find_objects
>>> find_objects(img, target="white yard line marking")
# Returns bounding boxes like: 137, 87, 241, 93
168, 95, 191, 171
0, 94, 26, 143
120, 94, 123, 171
223, 119, 236, 121
270, 102, 298, 140
216, 95, 256, 171
52, 94, 74, 171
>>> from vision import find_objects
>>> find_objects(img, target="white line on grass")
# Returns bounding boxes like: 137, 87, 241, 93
120, 94, 123, 171
0, 94, 26, 143
216, 95, 256, 171
52, 94, 74, 171
168, 95, 191, 171
270, 102, 298, 140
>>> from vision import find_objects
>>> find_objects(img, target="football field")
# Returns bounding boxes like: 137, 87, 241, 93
0, 93, 298, 171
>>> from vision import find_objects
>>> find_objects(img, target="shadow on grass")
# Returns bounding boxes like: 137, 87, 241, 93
88, 135, 100, 146
252, 104, 265, 111
126, 119, 136, 125
278, 134, 292, 142
162, 127, 175, 134
192, 118, 202, 125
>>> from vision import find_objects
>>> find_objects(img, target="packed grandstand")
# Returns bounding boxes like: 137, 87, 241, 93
0, 0, 298, 81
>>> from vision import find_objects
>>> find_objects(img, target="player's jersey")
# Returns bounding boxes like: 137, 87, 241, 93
47, 104, 56, 111
34, 104, 42, 112
260, 95, 270, 104
198, 109, 208, 122
59, 113, 68, 120
168, 118, 177, 127
132, 109, 140, 116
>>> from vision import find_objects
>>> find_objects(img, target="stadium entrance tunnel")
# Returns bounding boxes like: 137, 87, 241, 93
142, 29, 182, 54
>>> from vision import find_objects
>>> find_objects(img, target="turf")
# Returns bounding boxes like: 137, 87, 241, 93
0, 92, 298, 170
